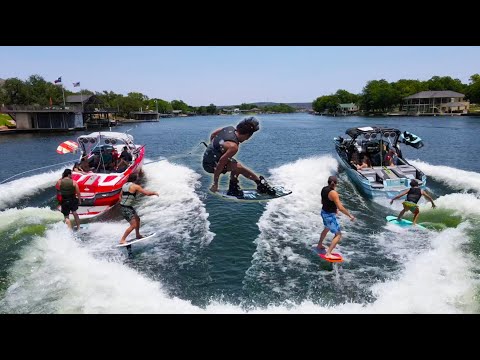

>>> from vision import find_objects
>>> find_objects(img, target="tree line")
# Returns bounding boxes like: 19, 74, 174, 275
312, 75, 480, 114
0, 74, 296, 117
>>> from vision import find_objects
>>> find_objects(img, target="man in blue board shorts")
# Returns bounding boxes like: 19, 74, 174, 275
316, 176, 355, 260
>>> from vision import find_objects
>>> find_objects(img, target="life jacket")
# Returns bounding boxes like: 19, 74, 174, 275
321, 186, 337, 213
57, 177, 76, 202
406, 187, 422, 204
208, 126, 239, 159
120, 182, 137, 207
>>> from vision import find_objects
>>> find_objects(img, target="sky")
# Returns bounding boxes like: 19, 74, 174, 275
0, 46, 479, 106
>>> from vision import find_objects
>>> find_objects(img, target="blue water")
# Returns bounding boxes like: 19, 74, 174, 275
0, 114, 479, 313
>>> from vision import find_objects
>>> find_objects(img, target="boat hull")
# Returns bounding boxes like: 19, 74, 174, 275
56, 145, 145, 218
335, 149, 426, 199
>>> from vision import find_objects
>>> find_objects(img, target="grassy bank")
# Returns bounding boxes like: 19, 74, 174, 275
0, 113, 13, 127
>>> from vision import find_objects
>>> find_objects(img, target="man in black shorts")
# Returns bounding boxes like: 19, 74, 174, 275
202, 116, 275, 197
56, 169, 81, 230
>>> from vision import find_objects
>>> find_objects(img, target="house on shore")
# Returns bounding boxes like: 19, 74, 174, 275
403, 91, 470, 115
66, 95, 118, 127
129, 111, 159, 121
0, 104, 83, 131
338, 103, 359, 115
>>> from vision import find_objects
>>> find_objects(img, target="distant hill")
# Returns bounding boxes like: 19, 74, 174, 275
0, 78, 5, 86
219, 102, 312, 110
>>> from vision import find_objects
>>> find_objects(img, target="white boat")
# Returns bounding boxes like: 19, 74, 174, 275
56, 131, 145, 219
334, 126, 426, 198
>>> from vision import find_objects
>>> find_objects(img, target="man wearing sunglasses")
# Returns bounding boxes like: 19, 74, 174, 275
316, 175, 355, 260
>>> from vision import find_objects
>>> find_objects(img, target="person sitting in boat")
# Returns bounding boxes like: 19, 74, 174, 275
89, 153, 100, 171
115, 157, 130, 173
349, 151, 360, 168
100, 148, 114, 172
72, 162, 87, 174
384, 148, 397, 167
355, 154, 372, 170
112, 148, 120, 164
120, 146, 133, 163
79, 153, 91, 172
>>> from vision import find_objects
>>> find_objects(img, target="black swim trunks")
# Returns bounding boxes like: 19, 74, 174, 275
61, 197, 79, 217
121, 205, 137, 222
202, 146, 237, 173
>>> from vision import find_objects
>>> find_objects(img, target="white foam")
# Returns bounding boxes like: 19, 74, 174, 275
366, 223, 479, 313
0, 224, 200, 314
141, 160, 214, 246
0, 170, 62, 210
2, 158, 478, 314
3, 221, 478, 313
409, 159, 480, 193
259, 155, 340, 243
0, 206, 63, 230
435, 193, 480, 217
245, 155, 346, 295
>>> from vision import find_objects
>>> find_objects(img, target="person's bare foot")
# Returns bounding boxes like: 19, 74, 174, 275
324, 253, 341, 260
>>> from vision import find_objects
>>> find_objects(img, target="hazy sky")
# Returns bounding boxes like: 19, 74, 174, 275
1, 46, 479, 106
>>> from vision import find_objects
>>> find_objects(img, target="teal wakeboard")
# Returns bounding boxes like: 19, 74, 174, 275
386, 216, 426, 230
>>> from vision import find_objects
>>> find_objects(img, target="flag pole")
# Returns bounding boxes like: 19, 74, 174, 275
80, 87, 83, 112
61, 84, 66, 108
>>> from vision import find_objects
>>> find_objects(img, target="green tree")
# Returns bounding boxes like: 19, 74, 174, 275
1, 78, 30, 105
361, 80, 399, 113
97, 90, 123, 109
312, 95, 340, 114
206, 103, 217, 115
425, 76, 466, 93
392, 79, 427, 102
157, 99, 173, 113
171, 99, 191, 113
239, 103, 256, 110
115, 92, 148, 117
25, 74, 49, 105
262, 103, 295, 113
196, 106, 207, 115
334, 89, 360, 104
466, 74, 480, 103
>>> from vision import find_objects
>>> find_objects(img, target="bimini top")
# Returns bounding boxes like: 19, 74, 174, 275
345, 127, 401, 138
77, 132, 135, 146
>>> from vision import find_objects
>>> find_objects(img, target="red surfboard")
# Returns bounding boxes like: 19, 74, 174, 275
311, 246, 343, 263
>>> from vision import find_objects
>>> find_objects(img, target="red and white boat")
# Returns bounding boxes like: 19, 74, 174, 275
56, 131, 145, 219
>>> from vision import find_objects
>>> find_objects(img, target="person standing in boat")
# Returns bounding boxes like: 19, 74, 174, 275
316, 175, 355, 260
56, 169, 81, 231
119, 173, 159, 245
390, 179, 436, 225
